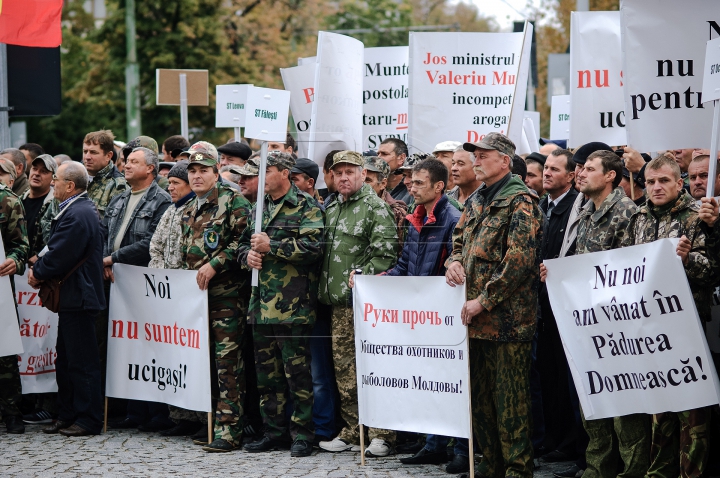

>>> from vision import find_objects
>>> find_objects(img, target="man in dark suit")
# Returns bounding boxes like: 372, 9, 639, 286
30, 161, 106, 437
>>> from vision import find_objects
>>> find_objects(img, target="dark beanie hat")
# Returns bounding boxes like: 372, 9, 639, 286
167, 160, 190, 183
572, 142, 612, 165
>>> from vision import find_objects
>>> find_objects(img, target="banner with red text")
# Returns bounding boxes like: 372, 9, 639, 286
16, 270, 58, 393
544, 239, 720, 419
354, 276, 471, 438
569, 11, 626, 148
282, 63, 316, 159
408, 26, 532, 154
363, 46, 409, 151
621, 0, 720, 151
107, 265, 211, 412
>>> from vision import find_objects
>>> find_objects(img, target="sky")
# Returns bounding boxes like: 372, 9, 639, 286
464, 0, 545, 31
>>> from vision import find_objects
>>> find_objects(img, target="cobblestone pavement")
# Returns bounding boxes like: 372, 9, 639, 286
0, 425, 573, 477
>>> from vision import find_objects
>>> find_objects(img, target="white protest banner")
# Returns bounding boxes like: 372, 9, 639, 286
525, 110, 541, 141
215, 84, 252, 128
621, 0, 720, 151
0, 234, 22, 357
16, 270, 58, 393
353, 276, 471, 438
550, 95, 570, 140
363, 46, 409, 151
298, 56, 316, 66
281, 64, 316, 158
408, 24, 532, 154
544, 239, 720, 419
308, 32, 364, 188
107, 264, 211, 412
243, 86, 291, 143
569, 11, 626, 148
702, 37, 720, 103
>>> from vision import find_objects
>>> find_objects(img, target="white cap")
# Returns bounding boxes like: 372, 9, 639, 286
433, 140, 462, 153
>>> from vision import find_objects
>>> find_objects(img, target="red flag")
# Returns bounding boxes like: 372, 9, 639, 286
0, 0, 63, 48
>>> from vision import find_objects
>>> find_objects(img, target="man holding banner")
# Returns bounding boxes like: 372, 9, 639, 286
623, 154, 714, 477
180, 151, 251, 452
238, 151, 324, 457
446, 133, 543, 478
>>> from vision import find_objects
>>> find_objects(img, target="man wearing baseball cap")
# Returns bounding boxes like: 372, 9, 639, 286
236, 158, 260, 204
447, 132, 543, 478
432, 141, 462, 190
318, 150, 399, 457
180, 151, 252, 452
238, 151, 323, 457
365, 156, 408, 241
178, 141, 241, 192
290, 158, 322, 205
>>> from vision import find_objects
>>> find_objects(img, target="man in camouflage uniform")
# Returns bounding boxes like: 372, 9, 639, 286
318, 150, 399, 457
83, 130, 128, 219
544, 150, 647, 478
623, 154, 713, 478
180, 150, 251, 452
446, 133, 543, 478
237, 151, 324, 457
0, 165, 29, 434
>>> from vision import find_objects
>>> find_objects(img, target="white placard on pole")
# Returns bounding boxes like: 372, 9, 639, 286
281, 64, 316, 159
569, 11, 626, 148
544, 239, 720, 419
215, 84, 252, 128
106, 264, 211, 412
354, 276, 471, 439
0, 233, 22, 357
408, 26, 531, 154
701, 37, 720, 198
243, 86, 291, 143
550, 95, 571, 140
362, 46, 409, 151
307, 31, 364, 188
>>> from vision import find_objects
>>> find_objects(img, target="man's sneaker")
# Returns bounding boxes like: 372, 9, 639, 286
319, 437, 358, 452
22, 410, 55, 425
364, 438, 393, 457
554, 464, 585, 478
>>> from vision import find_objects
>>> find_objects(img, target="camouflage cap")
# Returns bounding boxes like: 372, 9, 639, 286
331, 150, 363, 169
267, 151, 295, 170
0, 158, 16, 179
364, 156, 390, 179
32, 153, 58, 174
179, 141, 218, 161
186, 151, 217, 167
463, 132, 515, 157
398, 152, 435, 171
236, 158, 259, 176
124, 135, 159, 156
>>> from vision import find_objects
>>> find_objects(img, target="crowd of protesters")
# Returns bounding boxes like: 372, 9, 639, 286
1, 129, 720, 478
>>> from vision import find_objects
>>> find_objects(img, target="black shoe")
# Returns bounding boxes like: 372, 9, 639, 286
4, 416, 25, 434
22, 409, 56, 424
42, 420, 73, 434
137, 420, 174, 432
108, 418, 140, 429
400, 447, 448, 465
542, 449, 576, 463
202, 438, 240, 453
243, 435, 291, 453
553, 464, 585, 478
160, 420, 203, 437
290, 439, 313, 457
191, 427, 210, 445
395, 440, 423, 454
446, 454, 471, 474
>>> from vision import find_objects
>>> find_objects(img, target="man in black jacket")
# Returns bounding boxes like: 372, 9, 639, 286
102, 146, 173, 432
30, 161, 106, 437
536, 149, 588, 476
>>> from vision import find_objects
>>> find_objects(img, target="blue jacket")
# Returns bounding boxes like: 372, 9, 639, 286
385, 194, 460, 277
102, 181, 171, 266
33, 193, 106, 312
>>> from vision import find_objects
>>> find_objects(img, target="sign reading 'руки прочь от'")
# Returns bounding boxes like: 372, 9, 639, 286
544, 239, 720, 419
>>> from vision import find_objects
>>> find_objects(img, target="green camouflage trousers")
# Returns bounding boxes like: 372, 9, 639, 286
0, 354, 21, 419
331, 306, 395, 446
647, 408, 710, 478
470, 339, 533, 478
581, 410, 650, 478
253, 323, 314, 442
209, 292, 247, 445
168, 405, 207, 424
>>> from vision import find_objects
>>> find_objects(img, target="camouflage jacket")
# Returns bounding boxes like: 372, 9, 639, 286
319, 183, 399, 307
21, 188, 57, 259
238, 183, 324, 325
575, 187, 637, 255
624, 190, 714, 321
0, 184, 29, 275
447, 174, 543, 342
149, 193, 195, 270
87, 162, 128, 219
382, 189, 408, 247
181, 182, 251, 298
